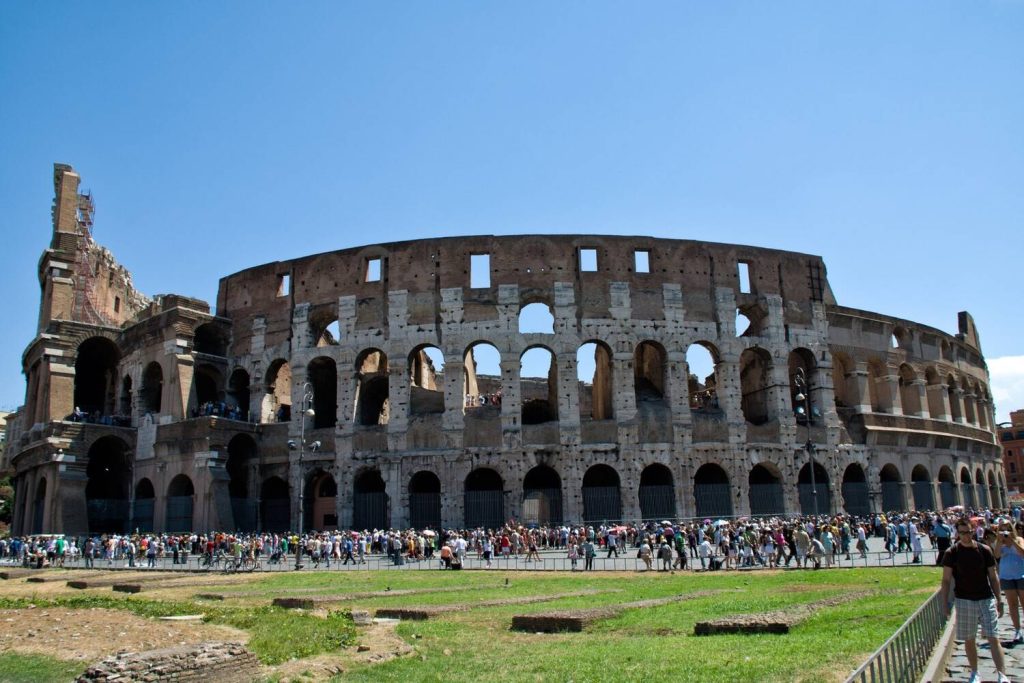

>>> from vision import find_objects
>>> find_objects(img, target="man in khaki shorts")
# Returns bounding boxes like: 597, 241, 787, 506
941, 518, 1011, 683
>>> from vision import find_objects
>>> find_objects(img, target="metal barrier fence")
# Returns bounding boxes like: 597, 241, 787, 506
844, 589, 948, 683
30, 545, 944, 574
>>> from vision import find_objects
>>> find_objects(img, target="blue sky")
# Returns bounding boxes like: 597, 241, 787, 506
1, 3, 1022, 420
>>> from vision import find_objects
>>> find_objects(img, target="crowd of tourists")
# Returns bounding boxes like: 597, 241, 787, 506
3, 506, 1021, 575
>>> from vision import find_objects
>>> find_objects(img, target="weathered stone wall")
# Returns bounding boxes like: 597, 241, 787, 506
76, 641, 260, 682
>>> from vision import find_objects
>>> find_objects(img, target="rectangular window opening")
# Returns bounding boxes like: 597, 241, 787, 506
634, 250, 650, 273
365, 258, 381, 282
738, 261, 751, 294
470, 253, 491, 288
114, 296, 121, 313
277, 274, 291, 297
580, 248, 598, 272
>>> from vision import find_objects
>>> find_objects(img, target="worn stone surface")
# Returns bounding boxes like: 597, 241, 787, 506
76, 641, 259, 683
511, 590, 720, 633
693, 590, 874, 636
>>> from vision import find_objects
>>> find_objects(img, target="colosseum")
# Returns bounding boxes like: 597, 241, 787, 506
2, 164, 1005, 535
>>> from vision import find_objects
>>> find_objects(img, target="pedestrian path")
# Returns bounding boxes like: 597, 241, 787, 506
944, 617, 1024, 682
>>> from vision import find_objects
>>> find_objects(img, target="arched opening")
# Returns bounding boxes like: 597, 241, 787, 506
307, 470, 338, 531
133, 478, 155, 532
523, 466, 563, 527
32, 478, 46, 535
639, 464, 676, 521
227, 434, 257, 530
898, 364, 922, 416
841, 464, 870, 516
788, 348, 818, 419
976, 467, 987, 508
119, 375, 133, 418
687, 342, 722, 415
309, 306, 342, 347
831, 353, 853, 409
518, 302, 554, 334
409, 471, 441, 530
978, 387, 992, 430
798, 462, 831, 515
262, 359, 292, 423
463, 342, 502, 414
166, 474, 195, 532
694, 464, 733, 518
260, 477, 290, 533
74, 337, 121, 417
748, 464, 784, 516
464, 468, 504, 529
409, 346, 446, 416
989, 470, 1000, 509
960, 469, 976, 509
735, 309, 752, 337
740, 347, 773, 425
634, 341, 666, 402
194, 363, 224, 412
353, 469, 388, 530
582, 465, 621, 524
925, 367, 944, 419
964, 383, 978, 426
354, 350, 387, 427
85, 436, 132, 534
911, 465, 934, 510
938, 466, 958, 508
521, 346, 557, 424
879, 464, 903, 511
577, 341, 613, 420
947, 376, 963, 422
227, 369, 251, 421
867, 360, 891, 413
308, 356, 338, 428
891, 326, 909, 350
193, 323, 228, 356
319, 320, 341, 347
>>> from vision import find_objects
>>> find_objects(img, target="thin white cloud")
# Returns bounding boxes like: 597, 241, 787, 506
989, 355, 1024, 424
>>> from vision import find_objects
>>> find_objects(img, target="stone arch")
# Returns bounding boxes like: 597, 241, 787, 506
960, 468, 976, 509
988, 470, 1001, 509
975, 466, 987, 507
687, 342, 723, 414
748, 463, 784, 516
891, 325, 910, 350
925, 367, 944, 418
260, 477, 290, 533
226, 434, 257, 529
694, 463, 733, 518
307, 469, 338, 531
736, 302, 768, 337
911, 465, 934, 510
518, 302, 555, 334
134, 477, 155, 532
638, 463, 676, 521
354, 349, 387, 427
978, 385, 991, 430
898, 364, 922, 416
74, 336, 121, 417
309, 305, 341, 347
262, 359, 292, 423
409, 471, 442, 530
523, 465, 563, 526
464, 468, 504, 529
521, 345, 557, 424
577, 340, 614, 420
165, 474, 195, 532
194, 363, 224, 408
798, 461, 831, 515
831, 352, 854, 409
409, 345, 446, 416
634, 341, 666, 401
963, 380, 979, 426
119, 374, 133, 417
582, 464, 621, 524
740, 347, 773, 425
193, 323, 228, 356
227, 368, 251, 420
879, 463, 903, 511
85, 435, 132, 534
353, 468, 388, 530
32, 477, 47, 534
305, 356, 337, 429
867, 359, 891, 413
462, 341, 502, 413
947, 375, 963, 422
938, 466, 958, 508
841, 464, 870, 516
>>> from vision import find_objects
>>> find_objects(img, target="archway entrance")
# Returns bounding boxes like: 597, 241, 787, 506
74, 337, 121, 417
260, 477, 290, 532
749, 465, 784, 517
464, 469, 504, 529
166, 475, 195, 532
523, 466, 563, 527
879, 464, 903, 511
798, 462, 831, 515
134, 478, 155, 532
353, 470, 388, 530
307, 470, 338, 531
639, 464, 676, 521
409, 471, 441, 530
694, 464, 733, 518
32, 478, 46, 534
911, 465, 934, 510
938, 467, 958, 508
582, 465, 621, 524
227, 434, 257, 530
841, 464, 870, 517
961, 470, 976, 509
86, 436, 132, 534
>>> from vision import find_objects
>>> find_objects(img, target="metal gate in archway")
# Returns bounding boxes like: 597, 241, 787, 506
880, 482, 902, 511
694, 484, 733, 519
166, 496, 194, 532
231, 498, 257, 531
353, 492, 389, 531
798, 485, 831, 516
522, 488, 563, 527
939, 482, 958, 508
912, 482, 935, 510
133, 499, 155, 532
410, 492, 441, 530
841, 483, 870, 516
464, 490, 503, 529
87, 499, 131, 534
749, 484, 785, 517
638, 485, 676, 522
582, 487, 621, 524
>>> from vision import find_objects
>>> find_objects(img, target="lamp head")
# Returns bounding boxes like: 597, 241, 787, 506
304, 408, 315, 417
795, 392, 806, 402
287, 440, 297, 450
310, 440, 322, 452
795, 406, 806, 416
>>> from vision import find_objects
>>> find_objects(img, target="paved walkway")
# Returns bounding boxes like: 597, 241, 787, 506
944, 616, 1024, 682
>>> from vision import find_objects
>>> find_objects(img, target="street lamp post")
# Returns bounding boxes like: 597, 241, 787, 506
794, 368, 819, 520
291, 382, 315, 569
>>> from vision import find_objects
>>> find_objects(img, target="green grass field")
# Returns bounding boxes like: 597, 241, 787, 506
0, 566, 939, 682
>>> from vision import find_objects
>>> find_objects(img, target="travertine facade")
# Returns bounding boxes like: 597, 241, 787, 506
3, 164, 1005, 534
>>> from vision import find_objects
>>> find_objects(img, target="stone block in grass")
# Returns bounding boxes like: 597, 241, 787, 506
113, 584, 142, 594
374, 607, 440, 620
272, 597, 316, 610
67, 580, 90, 589
511, 608, 620, 633
195, 593, 226, 601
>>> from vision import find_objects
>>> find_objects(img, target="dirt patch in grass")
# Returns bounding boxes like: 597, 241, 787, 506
0, 607, 248, 665
267, 618, 415, 682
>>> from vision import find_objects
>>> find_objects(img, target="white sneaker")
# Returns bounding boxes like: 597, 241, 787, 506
996, 672, 1012, 683
967, 671, 979, 683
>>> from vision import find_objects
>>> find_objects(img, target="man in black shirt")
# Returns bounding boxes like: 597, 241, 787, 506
941, 518, 1010, 683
